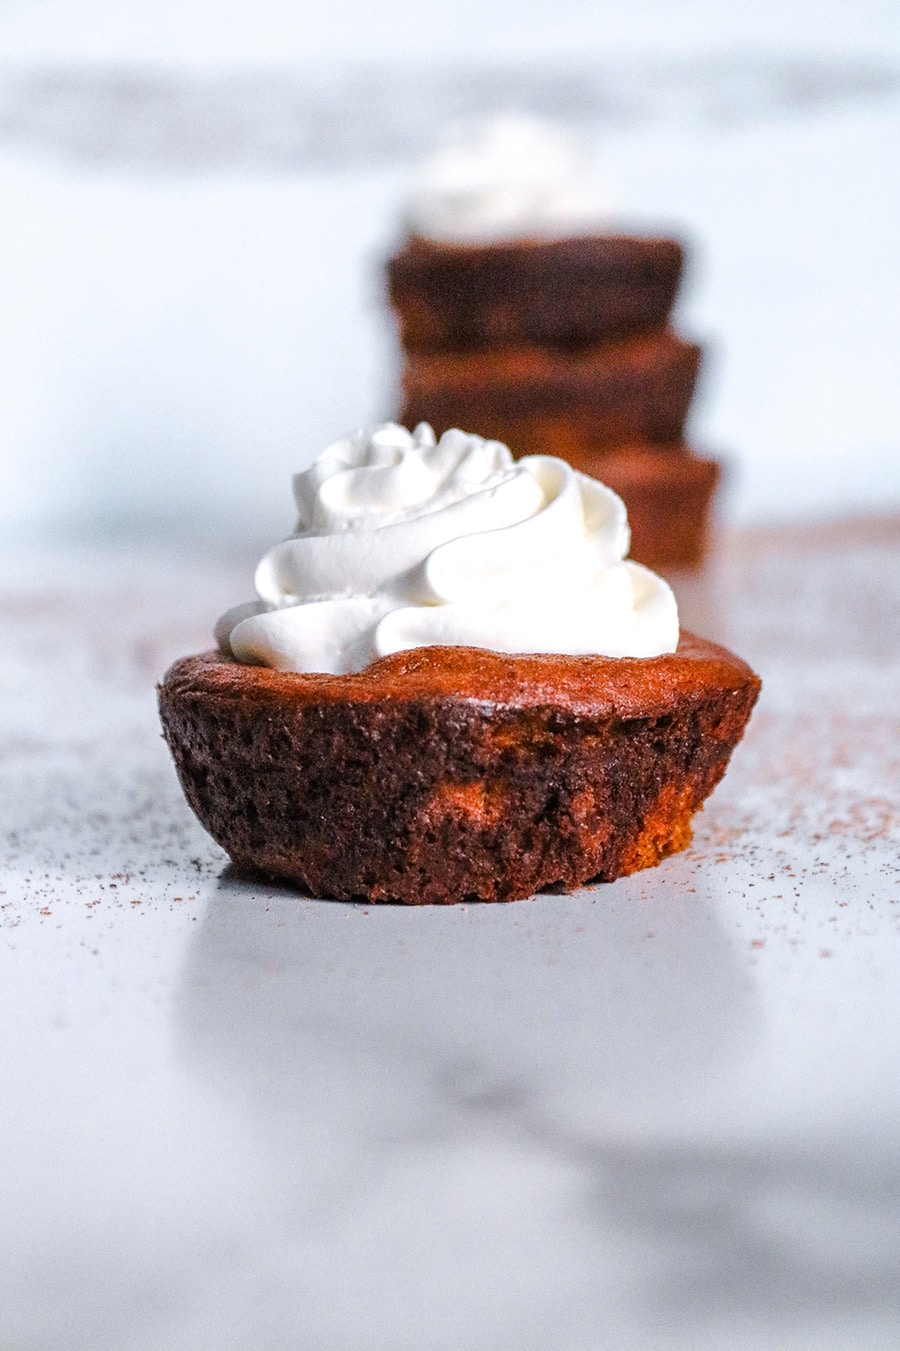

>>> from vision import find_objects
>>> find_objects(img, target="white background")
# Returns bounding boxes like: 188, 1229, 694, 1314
1, 0, 898, 543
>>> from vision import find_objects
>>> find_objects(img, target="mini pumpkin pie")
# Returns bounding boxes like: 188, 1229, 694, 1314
159, 423, 759, 904
398, 330, 702, 458
384, 114, 721, 570
387, 232, 686, 354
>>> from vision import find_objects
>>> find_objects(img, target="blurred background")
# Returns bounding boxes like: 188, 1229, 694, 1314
1, 0, 899, 546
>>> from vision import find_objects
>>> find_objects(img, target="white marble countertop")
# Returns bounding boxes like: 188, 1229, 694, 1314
2, 518, 899, 1350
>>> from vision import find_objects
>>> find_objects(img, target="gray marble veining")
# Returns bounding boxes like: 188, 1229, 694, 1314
0, 52, 897, 171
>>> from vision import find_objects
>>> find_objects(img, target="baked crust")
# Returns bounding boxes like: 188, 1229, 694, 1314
387, 233, 685, 351
399, 329, 702, 455
159, 636, 760, 904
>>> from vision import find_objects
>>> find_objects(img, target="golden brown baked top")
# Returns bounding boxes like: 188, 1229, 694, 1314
163, 632, 759, 723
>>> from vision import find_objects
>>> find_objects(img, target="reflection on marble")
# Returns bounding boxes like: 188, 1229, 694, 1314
170, 880, 899, 1350
177, 864, 754, 1183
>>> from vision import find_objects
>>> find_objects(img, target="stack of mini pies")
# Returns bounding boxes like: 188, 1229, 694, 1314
386, 231, 720, 569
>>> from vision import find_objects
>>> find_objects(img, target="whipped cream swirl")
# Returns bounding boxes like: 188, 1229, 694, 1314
406, 113, 615, 244
215, 423, 678, 676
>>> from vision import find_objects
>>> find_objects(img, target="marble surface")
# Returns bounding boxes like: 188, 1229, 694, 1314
2, 518, 899, 1350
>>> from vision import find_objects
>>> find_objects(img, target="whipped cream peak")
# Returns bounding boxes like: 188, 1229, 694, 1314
292, 421, 518, 533
406, 113, 615, 244
217, 423, 678, 676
